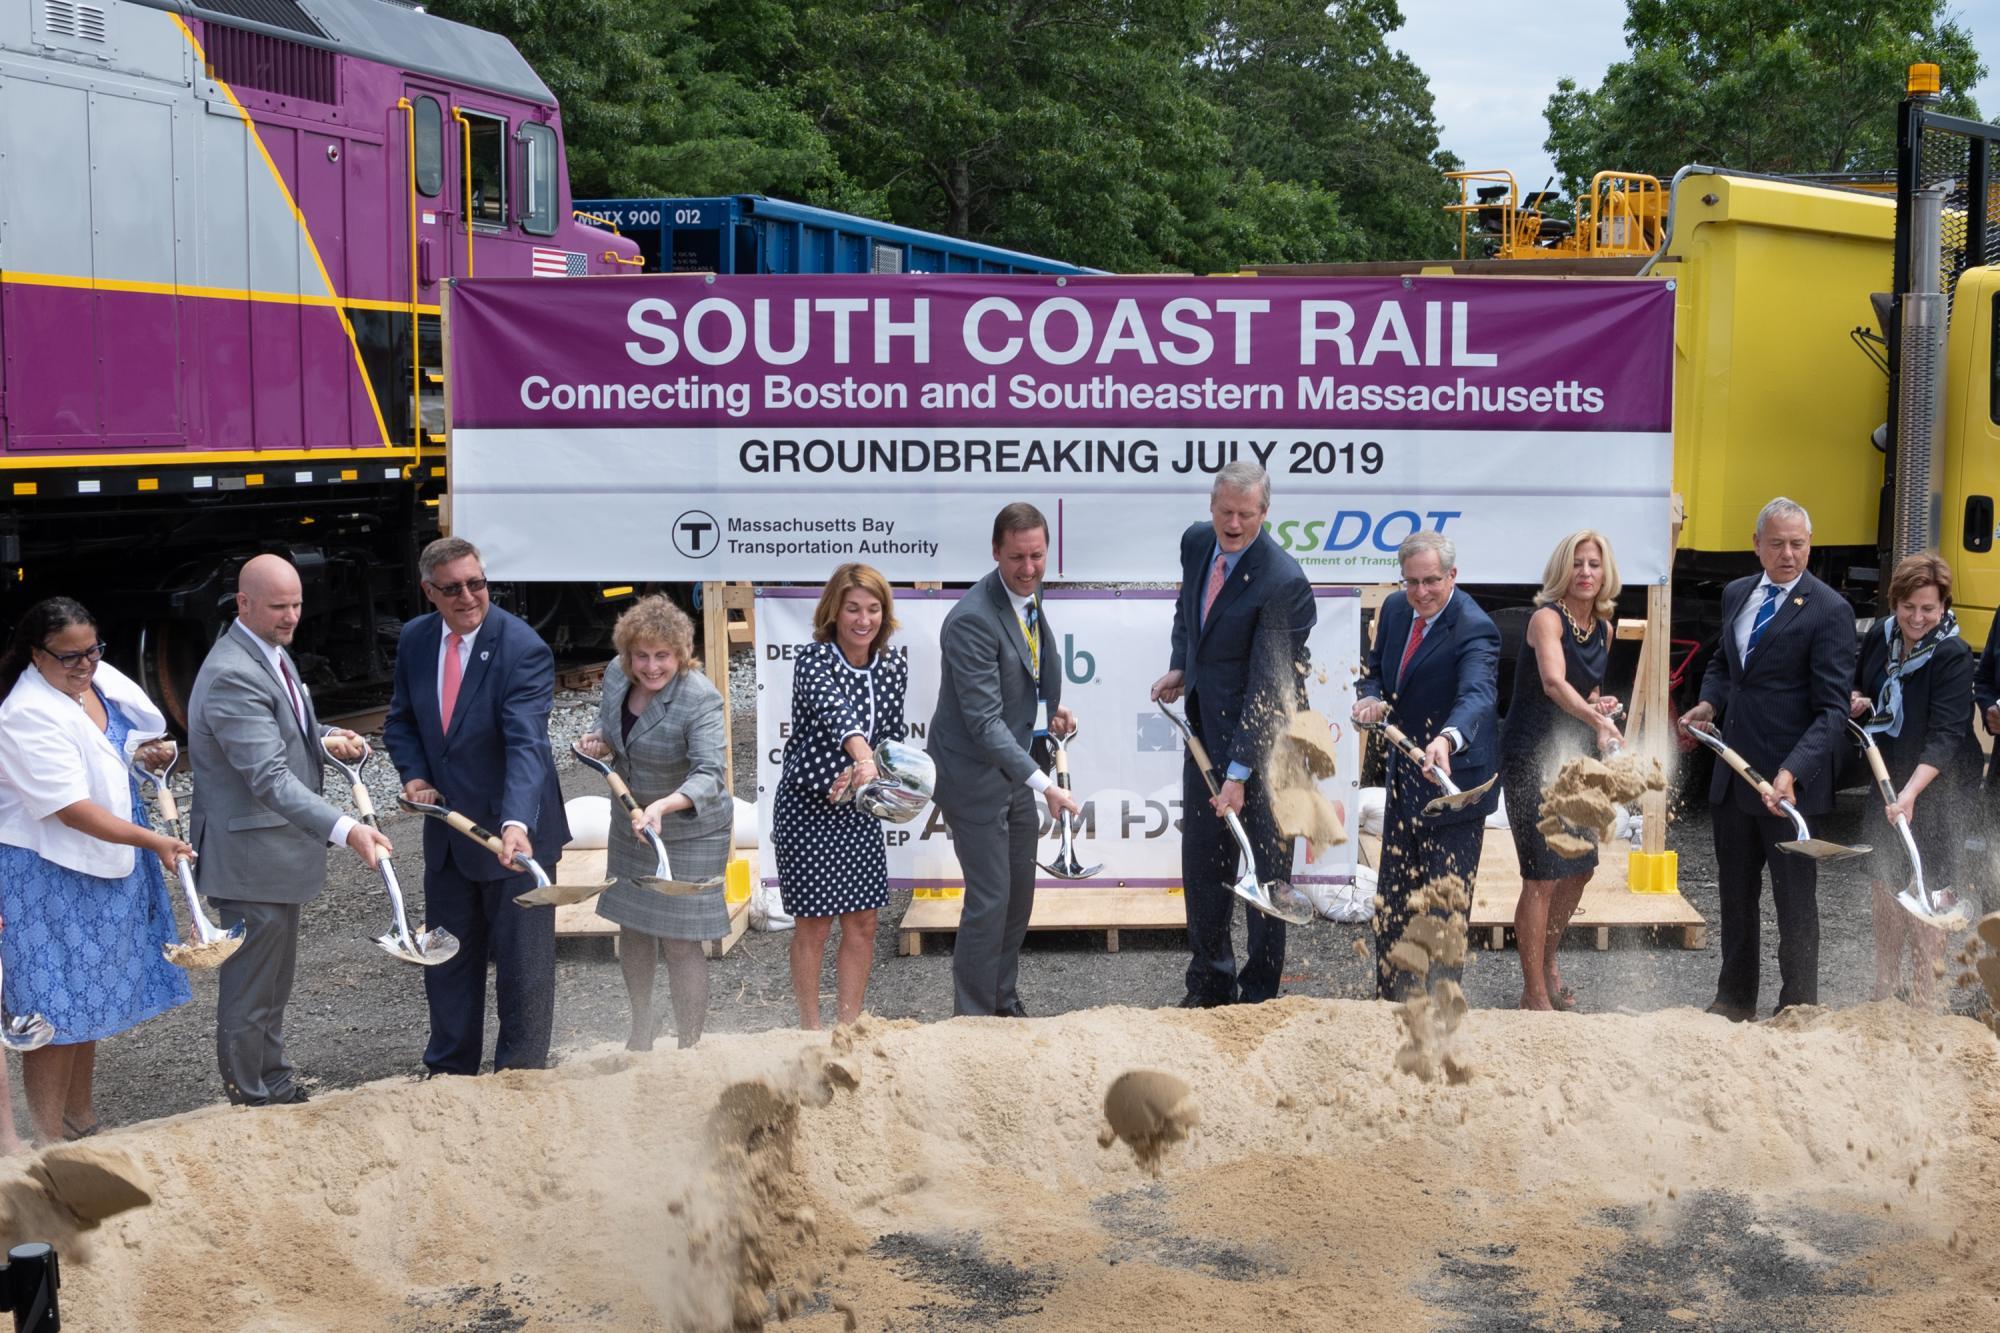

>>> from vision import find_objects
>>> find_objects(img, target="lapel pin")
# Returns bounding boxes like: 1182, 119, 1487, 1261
480, 650, 491, 661
1792, 597, 1803, 606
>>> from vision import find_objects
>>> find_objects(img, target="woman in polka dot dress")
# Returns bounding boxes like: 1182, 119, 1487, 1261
772, 564, 909, 1029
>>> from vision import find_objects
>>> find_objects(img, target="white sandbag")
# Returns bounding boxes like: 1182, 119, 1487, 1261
1358, 786, 1386, 837
733, 796, 759, 849
750, 876, 793, 932
563, 795, 611, 850
1302, 864, 1375, 924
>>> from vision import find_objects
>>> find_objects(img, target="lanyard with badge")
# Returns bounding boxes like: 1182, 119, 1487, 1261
1021, 598, 1050, 737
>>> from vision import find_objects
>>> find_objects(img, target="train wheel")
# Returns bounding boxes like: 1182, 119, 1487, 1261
139, 619, 206, 734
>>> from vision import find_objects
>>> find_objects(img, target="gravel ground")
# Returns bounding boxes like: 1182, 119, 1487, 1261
15, 640, 1985, 1135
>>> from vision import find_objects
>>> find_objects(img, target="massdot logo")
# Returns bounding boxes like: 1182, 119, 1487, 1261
673, 510, 718, 559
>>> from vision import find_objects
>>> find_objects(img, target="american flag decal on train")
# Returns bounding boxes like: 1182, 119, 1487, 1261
531, 246, 587, 277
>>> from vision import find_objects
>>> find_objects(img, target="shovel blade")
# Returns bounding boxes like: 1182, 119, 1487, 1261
1896, 889, 1972, 932
375, 925, 461, 966
0, 1014, 55, 1052
513, 880, 611, 907
1228, 872, 1316, 926
1038, 856, 1103, 880
633, 874, 725, 898
1421, 774, 1496, 819
1776, 838, 1870, 862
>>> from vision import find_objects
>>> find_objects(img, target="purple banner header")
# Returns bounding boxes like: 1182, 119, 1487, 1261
448, 273, 1673, 432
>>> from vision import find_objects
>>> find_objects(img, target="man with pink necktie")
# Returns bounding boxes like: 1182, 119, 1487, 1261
1150, 462, 1315, 1008
385, 537, 568, 1075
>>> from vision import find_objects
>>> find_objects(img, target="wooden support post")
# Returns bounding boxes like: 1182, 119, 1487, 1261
1632, 496, 1685, 856
702, 582, 755, 798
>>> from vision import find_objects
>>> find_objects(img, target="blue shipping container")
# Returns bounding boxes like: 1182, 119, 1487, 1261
571, 195, 1099, 276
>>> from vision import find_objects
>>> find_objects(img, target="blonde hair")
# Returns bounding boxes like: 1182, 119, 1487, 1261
812, 563, 898, 658
1532, 529, 1621, 619
612, 595, 699, 674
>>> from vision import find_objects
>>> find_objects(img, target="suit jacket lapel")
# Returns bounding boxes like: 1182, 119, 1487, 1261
449, 618, 498, 735
1745, 580, 1809, 672
985, 573, 1037, 684
230, 624, 307, 744
625, 672, 681, 750
1198, 537, 1265, 648
1402, 593, 1457, 684
413, 615, 446, 747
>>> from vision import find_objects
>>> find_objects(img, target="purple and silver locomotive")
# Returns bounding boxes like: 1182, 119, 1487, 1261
0, 0, 637, 719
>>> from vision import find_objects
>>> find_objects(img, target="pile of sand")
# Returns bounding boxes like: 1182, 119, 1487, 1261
1537, 750, 1666, 859
6, 1003, 2000, 1330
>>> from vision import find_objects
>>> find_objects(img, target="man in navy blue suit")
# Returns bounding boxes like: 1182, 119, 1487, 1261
385, 536, 569, 1074
1151, 462, 1315, 1008
1678, 497, 1854, 1020
1353, 530, 1500, 1001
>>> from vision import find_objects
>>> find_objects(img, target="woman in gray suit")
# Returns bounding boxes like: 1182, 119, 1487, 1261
578, 596, 731, 1050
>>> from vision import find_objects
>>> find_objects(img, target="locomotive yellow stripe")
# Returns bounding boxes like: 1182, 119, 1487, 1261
0, 271, 440, 315
170, 16, 393, 447
0, 449, 424, 470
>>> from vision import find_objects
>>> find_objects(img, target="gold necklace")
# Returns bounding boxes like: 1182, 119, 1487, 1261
1557, 601, 1595, 645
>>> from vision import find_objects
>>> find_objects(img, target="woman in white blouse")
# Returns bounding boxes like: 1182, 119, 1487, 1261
0, 597, 192, 1144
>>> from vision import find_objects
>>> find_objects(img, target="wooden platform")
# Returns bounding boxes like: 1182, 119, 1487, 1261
550, 847, 755, 958
896, 887, 1187, 956
1362, 832, 1706, 950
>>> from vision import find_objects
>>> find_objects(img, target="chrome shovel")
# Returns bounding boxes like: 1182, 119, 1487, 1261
320, 739, 459, 965
557, 743, 722, 904
1363, 717, 1498, 818
130, 743, 245, 969
1037, 726, 1101, 880
1845, 720, 1969, 929
1684, 721, 1869, 861
397, 794, 557, 904
1158, 703, 1314, 926
0, 952, 54, 1052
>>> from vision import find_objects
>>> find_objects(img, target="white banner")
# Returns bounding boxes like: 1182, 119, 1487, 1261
753, 586, 1361, 891
454, 427, 1673, 585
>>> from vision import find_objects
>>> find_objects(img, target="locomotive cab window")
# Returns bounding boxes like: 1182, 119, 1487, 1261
413, 96, 443, 197
520, 122, 557, 236
463, 111, 507, 229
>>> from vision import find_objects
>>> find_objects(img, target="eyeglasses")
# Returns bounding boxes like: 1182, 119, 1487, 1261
1402, 575, 1449, 592
427, 577, 489, 599
37, 641, 107, 668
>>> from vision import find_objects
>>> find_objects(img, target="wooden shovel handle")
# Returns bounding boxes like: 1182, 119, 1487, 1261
1053, 748, 1071, 784
444, 809, 507, 855
348, 779, 378, 825
1379, 722, 1430, 767
1707, 737, 1776, 798
601, 767, 643, 816
151, 779, 182, 825
1859, 739, 1898, 805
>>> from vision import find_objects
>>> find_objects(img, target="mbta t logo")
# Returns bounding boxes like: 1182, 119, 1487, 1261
673, 510, 718, 558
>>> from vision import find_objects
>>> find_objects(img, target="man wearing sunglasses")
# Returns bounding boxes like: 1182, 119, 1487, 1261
385, 537, 569, 1075
1352, 530, 1500, 1002
189, 553, 392, 1106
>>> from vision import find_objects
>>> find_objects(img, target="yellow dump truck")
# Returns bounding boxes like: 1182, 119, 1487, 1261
1258, 68, 2000, 656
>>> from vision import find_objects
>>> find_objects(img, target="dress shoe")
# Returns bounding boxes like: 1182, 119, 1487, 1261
270, 1085, 311, 1105
1177, 994, 1227, 1009
1704, 1001, 1755, 1023
1002, 1000, 1029, 1018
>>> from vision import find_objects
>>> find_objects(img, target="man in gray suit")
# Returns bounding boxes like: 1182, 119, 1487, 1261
189, 554, 391, 1105
930, 503, 1080, 1017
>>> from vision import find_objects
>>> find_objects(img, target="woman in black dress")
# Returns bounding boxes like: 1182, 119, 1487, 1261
1847, 553, 1978, 1008
772, 564, 908, 1029
1502, 530, 1625, 1011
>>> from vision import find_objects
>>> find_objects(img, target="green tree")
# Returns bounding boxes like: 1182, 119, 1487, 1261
425, 0, 857, 203
1543, 0, 1986, 190
1197, 0, 1458, 260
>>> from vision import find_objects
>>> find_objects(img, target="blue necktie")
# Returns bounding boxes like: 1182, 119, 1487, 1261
1744, 583, 1784, 659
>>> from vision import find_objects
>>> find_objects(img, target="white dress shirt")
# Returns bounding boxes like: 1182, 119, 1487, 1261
434, 620, 522, 831
1406, 591, 1467, 753
232, 619, 354, 848
1734, 575, 1802, 659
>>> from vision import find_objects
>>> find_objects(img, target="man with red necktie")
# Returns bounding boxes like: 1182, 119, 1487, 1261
1352, 530, 1500, 1002
385, 537, 568, 1075
190, 553, 391, 1105
1151, 462, 1315, 1008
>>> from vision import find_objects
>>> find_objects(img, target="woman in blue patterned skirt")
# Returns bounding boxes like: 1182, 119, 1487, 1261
0, 598, 193, 1143
773, 565, 908, 1029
